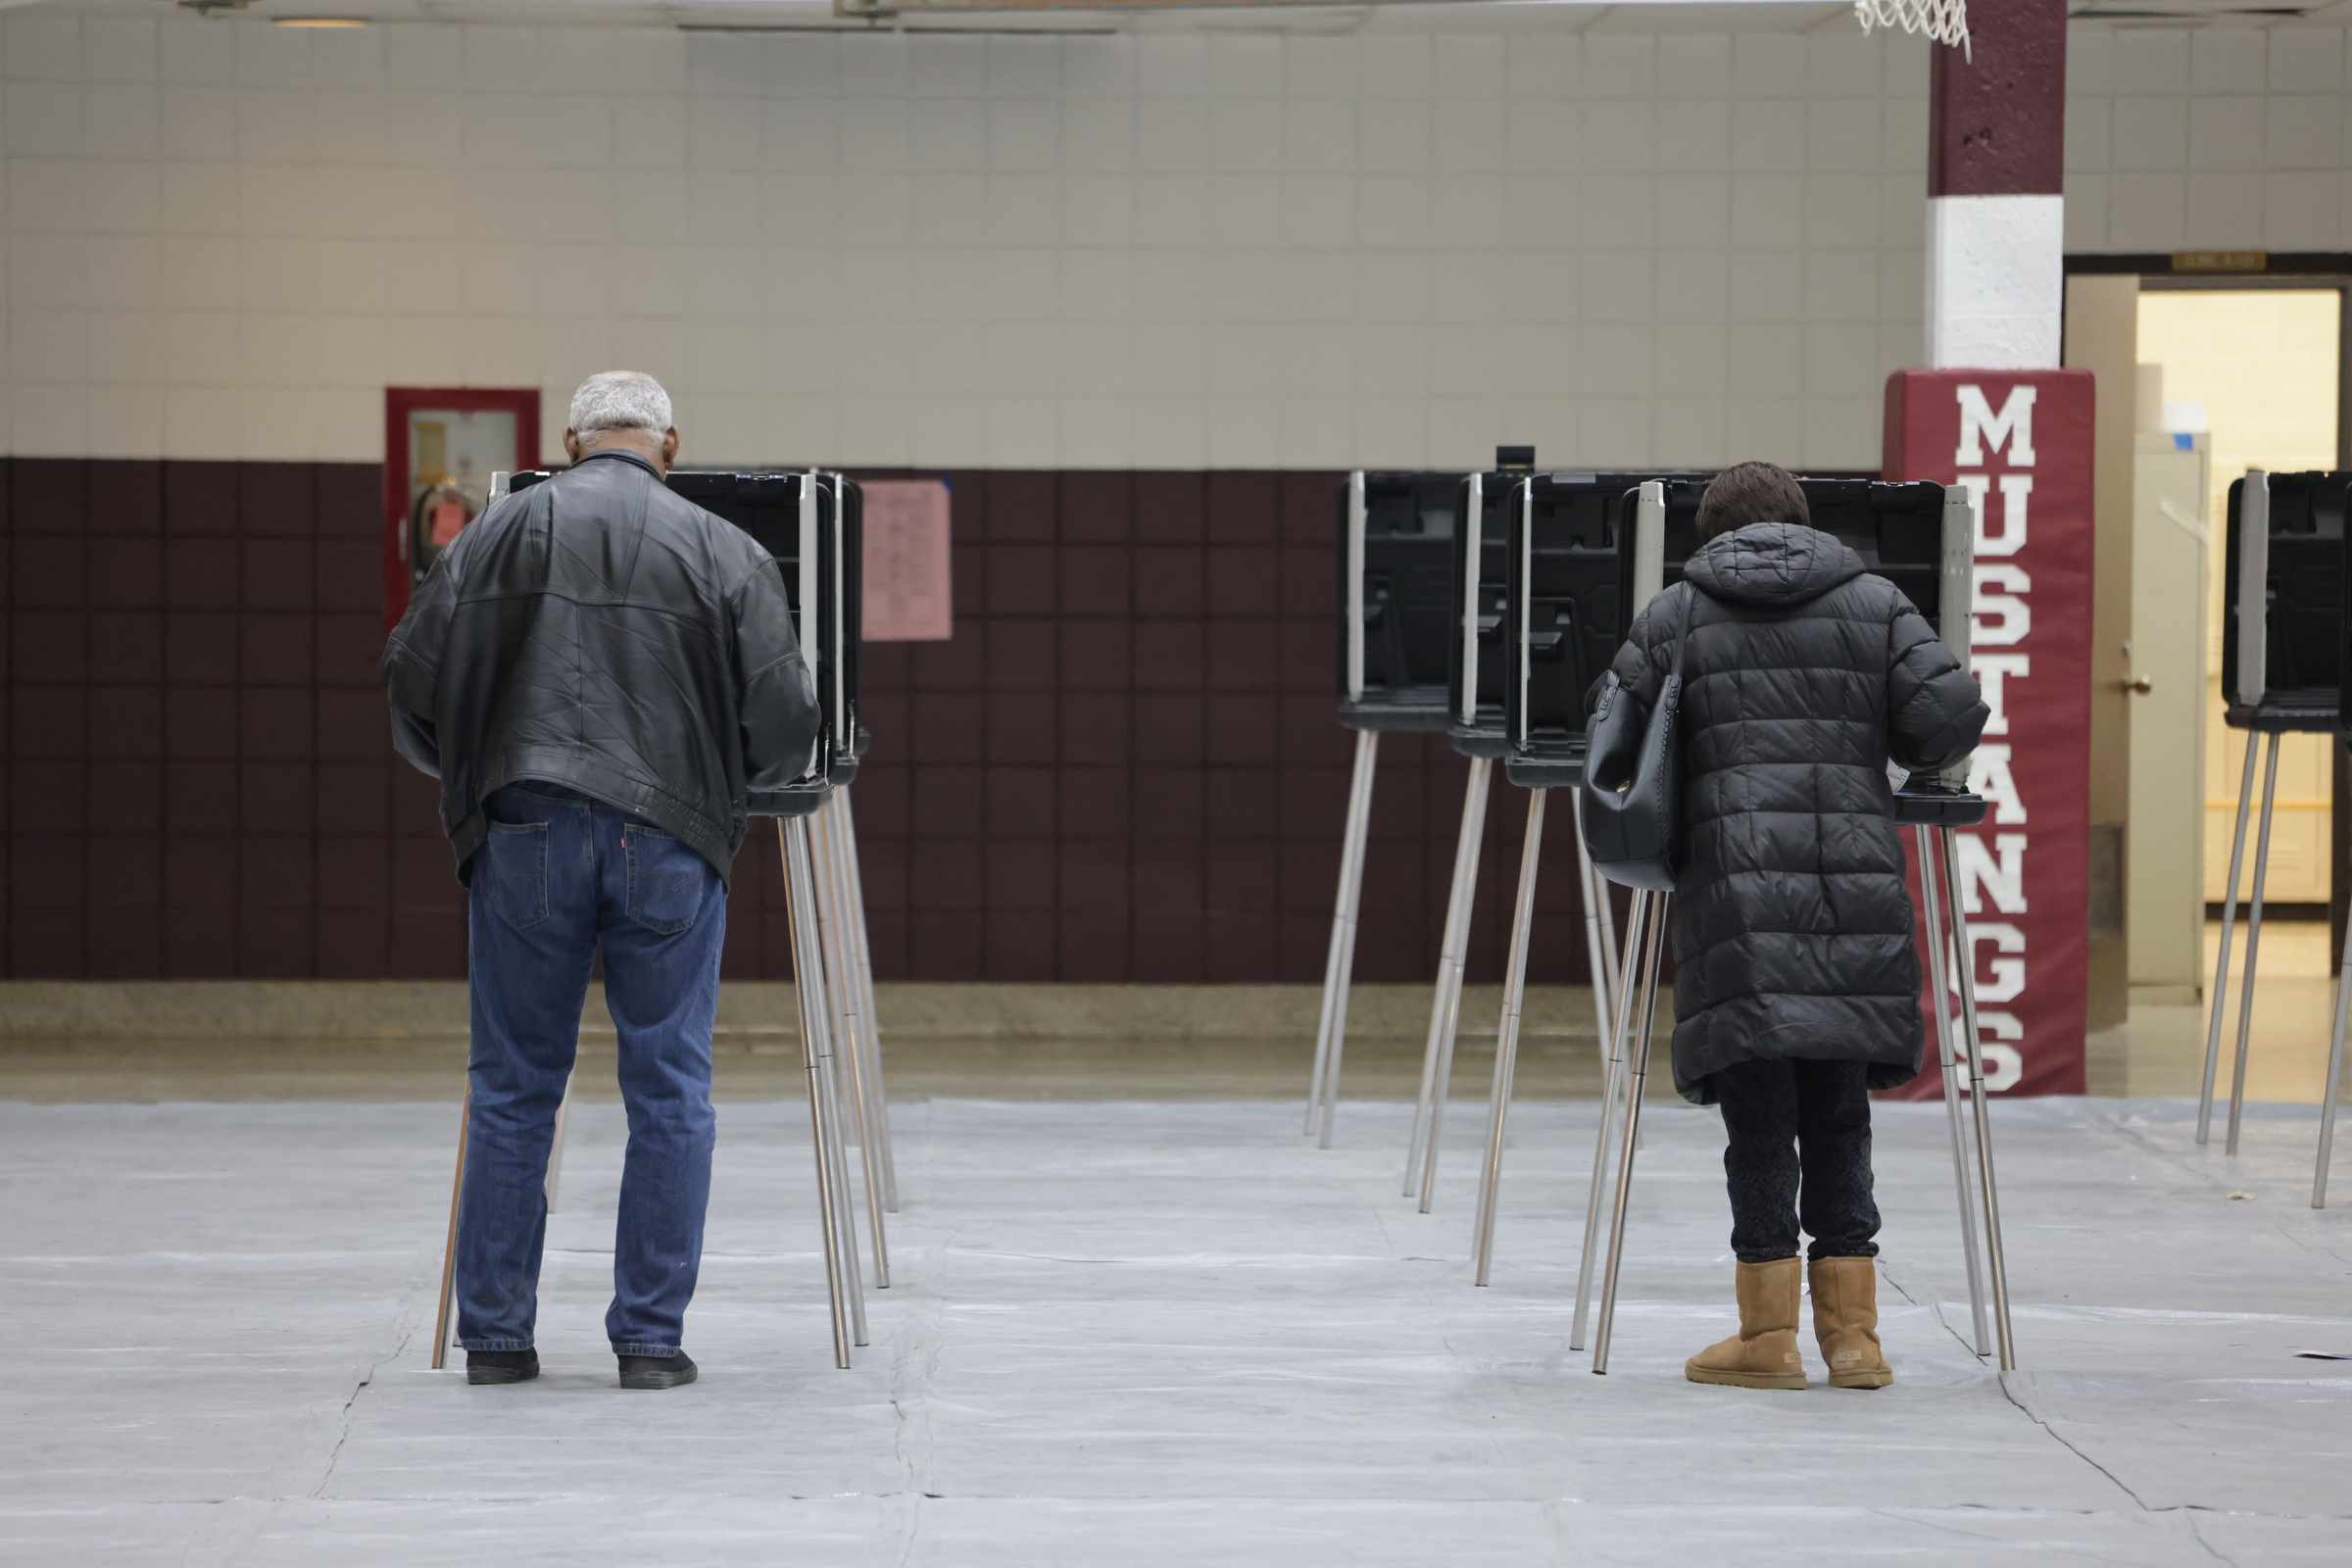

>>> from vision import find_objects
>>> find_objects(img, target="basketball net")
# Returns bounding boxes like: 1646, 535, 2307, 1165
1856, 0, 1971, 58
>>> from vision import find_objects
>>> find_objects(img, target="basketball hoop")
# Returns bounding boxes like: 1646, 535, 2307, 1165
1856, 0, 1970, 57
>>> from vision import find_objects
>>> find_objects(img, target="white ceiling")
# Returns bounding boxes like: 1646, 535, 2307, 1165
7, 0, 2345, 36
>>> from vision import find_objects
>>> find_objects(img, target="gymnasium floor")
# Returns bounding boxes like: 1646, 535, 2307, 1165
4, 1088, 2347, 1565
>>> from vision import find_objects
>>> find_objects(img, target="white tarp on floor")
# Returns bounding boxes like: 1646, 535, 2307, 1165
2, 1095, 2348, 1564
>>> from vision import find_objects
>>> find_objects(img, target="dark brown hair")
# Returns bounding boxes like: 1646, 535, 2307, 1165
1694, 462, 1810, 542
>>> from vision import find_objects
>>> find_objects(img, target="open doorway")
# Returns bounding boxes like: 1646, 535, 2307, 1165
2136, 287, 2344, 907
2130, 281, 2346, 1101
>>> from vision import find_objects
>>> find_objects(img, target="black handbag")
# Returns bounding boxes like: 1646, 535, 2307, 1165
1581, 583, 1697, 891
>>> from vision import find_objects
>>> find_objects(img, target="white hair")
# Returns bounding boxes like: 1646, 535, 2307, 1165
567, 370, 673, 437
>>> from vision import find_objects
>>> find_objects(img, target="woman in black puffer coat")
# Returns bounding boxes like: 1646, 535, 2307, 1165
1600, 462, 1987, 1394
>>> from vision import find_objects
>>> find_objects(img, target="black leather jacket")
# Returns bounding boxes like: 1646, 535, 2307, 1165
382, 449, 821, 883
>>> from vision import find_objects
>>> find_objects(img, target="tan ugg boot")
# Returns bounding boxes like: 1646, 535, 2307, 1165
1685, 1257, 1807, 1390
1808, 1256, 1893, 1390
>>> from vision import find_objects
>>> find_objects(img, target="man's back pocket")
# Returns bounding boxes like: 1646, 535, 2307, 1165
624, 824, 708, 935
483, 820, 550, 930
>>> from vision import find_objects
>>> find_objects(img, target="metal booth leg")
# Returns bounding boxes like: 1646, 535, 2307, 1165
1403, 755, 1487, 1195
829, 796, 892, 1205
816, 1001, 870, 1349
1593, 847, 1622, 1019
1572, 888, 1650, 1352
832, 796, 896, 1227
431, 1064, 569, 1370
780, 817, 859, 1368
1936, 826, 2016, 1372
544, 1070, 574, 1214
832, 795, 895, 1253
801, 813, 869, 1348
1308, 730, 1379, 1147
2200, 731, 2263, 1146
835, 788, 899, 1212
806, 817, 871, 1347
1572, 792, 1618, 1060
2228, 733, 2284, 1156
1914, 826, 1991, 1357
1592, 892, 1670, 1374
2316, 902, 2352, 1206
810, 796, 890, 1291
1408, 757, 1494, 1209
1472, 789, 1545, 1285
1584, 812, 1627, 1156
430, 1090, 471, 1371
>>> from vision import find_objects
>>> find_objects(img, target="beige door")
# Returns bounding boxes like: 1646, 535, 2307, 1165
2128, 432, 2208, 1001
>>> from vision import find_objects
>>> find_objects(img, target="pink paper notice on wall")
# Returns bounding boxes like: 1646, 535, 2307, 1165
859, 479, 954, 642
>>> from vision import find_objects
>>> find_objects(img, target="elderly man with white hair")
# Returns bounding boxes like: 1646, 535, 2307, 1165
384, 371, 820, 1390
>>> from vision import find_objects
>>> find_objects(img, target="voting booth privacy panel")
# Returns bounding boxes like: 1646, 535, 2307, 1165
1608, 477, 1953, 643
1886, 369, 2097, 1098
1339, 471, 1466, 732
666, 469, 865, 801
1503, 475, 1641, 790
1446, 459, 1535, 760
505, 466, 863, 801
2224, 471, 2352, 725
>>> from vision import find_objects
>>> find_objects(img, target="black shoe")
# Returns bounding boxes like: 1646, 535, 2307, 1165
466, 1348, 539, 1385
617, 1350, 698, 1390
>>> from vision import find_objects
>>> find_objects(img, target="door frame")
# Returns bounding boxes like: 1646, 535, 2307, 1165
2068, 257, 2352, 966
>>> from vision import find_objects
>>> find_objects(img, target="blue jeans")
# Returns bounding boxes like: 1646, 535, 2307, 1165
455, 782, 726, 1358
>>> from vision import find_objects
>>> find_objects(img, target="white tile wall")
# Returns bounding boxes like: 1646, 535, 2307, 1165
2063, 24, 2352, 256
4, 17, 2342, 469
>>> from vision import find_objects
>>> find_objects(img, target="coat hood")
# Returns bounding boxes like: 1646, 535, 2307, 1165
1682, 521, 1866, 608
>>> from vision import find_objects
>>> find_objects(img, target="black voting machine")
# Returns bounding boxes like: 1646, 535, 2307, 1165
2206, 470, 2352, 1205
426, 467, 896, 1374
1339, 469, 1468, 730
1500, 475, 1634, 789
1609, 475, 1948, 644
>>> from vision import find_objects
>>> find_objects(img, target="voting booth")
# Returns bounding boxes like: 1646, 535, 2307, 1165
1575, 475, 2013, 1372
1303, 469, 1470, 1149
2203, 470, 2352, 1204
1466, 470, 1645, 1282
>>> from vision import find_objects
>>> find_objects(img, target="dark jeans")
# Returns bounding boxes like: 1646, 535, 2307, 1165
1713, 1057, 1880, 1265
455, 783, 726, 1358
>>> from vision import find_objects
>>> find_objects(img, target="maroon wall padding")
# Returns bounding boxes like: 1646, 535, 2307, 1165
2, 458, 1605, 987
1927, 0, 2068, 198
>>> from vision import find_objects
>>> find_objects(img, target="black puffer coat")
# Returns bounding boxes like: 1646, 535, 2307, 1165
1605, 522, 1989, 1102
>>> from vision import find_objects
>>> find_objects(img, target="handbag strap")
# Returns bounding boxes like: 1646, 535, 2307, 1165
1666, 578, 1698, 688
